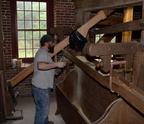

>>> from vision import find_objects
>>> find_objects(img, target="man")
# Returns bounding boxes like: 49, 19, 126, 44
32, 34, 66, 124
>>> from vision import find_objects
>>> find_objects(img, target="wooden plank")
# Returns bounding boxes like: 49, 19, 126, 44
63, 50, 144, 114
10, 64, 34, 87
11, 10, 112, 87
122, 7, 133, 42
74, 0, 142, 12
98, 16, 123, 25
94, 19, 144, 34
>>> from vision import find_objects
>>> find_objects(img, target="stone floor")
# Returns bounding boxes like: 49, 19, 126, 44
2, 92, 65, 124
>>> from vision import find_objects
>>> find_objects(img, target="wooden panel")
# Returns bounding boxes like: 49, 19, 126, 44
74, 0, 142, 12
56, 68, 144, 124
56, 68, 117, 123
97, 99, 144, 124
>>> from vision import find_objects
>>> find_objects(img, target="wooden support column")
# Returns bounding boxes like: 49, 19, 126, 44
122, 7, 133, 42
132, 3, 144, 90
132, 43, 144, 91
141, 1, 144, 41
0, 0, 6, 122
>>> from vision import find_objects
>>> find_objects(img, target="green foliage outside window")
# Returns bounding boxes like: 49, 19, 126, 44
17, 1, 47, 58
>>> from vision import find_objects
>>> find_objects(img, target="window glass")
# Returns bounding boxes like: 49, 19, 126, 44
16, 1, 47, 58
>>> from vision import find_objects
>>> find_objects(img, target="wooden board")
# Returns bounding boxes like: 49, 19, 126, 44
94, 19, 144, 34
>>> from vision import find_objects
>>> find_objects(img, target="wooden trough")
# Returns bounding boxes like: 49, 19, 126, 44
56, 53, 144, 124
56, 65, 144, 124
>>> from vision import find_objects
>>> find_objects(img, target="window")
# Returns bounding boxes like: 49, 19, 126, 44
11, 0, 54, 63
94, 28, 116, 43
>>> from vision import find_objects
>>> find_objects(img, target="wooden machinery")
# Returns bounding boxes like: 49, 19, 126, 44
55, 0, 144, 123
1, 0, 144, 123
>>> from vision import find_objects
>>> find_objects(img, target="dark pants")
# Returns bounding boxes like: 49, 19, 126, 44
32, 85, 51, 124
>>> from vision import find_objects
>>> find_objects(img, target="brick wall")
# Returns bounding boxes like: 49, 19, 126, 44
54, 0, 75, 27
2, 0, 75, 97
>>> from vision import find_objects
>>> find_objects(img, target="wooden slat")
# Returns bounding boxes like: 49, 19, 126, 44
11, 10, 113, 87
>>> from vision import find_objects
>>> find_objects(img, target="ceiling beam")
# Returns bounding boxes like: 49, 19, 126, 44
94, 19, 144, 34
74, 0, 142, 12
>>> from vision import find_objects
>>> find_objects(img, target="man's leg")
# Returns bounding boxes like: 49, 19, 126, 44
32, 85, 51, 124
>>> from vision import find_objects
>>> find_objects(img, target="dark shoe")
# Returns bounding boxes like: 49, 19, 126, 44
49, 121, 54, 124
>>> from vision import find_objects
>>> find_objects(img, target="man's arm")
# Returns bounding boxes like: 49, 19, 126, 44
37, 61, 66, 70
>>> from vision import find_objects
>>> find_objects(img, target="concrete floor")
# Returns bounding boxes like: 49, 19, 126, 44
2, 92, 65, 124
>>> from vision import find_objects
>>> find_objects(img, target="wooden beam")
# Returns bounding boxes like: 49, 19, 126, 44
11, 10, 114, 87
83, 42, 137, 56
98, 16, 123, 25
94, 19, 144, 34
122, 7, 133, 42
74, 0, 142, 12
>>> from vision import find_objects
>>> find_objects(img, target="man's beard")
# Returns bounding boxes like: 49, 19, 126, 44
48, 45, 54, 53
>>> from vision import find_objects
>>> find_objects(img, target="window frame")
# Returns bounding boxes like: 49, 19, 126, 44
11, 0, 54, 63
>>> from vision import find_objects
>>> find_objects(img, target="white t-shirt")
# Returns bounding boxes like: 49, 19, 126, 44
32, 48, 55, 89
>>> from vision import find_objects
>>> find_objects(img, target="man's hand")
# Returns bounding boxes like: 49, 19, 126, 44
57, 62, 66, 68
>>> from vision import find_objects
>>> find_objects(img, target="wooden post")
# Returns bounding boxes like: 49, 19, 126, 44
122, 7, 133, 42
132, 2, 144, 90
0, 0, 6, 122
141, 1, 144, 41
